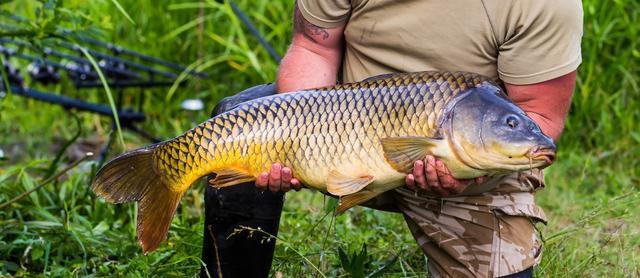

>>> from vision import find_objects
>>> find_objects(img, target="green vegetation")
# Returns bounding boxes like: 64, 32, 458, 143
1, 0, 638, 277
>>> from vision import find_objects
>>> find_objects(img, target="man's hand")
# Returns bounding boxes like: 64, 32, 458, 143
405, 155, 485, 196
255, 163, 302, 193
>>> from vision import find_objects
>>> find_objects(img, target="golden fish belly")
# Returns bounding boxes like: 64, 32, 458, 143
152, 71, 492, 192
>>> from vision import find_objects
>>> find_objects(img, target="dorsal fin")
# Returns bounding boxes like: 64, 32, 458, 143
363, 73, 395, 82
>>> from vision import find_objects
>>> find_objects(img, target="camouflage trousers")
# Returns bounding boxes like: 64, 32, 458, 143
394, 170, 547, 277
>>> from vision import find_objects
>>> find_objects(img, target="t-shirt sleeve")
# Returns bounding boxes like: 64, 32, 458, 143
497, 0, 583, 85
297, 0, 351, 28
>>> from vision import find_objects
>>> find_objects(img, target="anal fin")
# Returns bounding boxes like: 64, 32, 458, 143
336, 190, 381, 214
209, 168, 255, 188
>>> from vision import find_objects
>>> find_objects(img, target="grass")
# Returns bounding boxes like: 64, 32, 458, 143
1, 0, 639, 277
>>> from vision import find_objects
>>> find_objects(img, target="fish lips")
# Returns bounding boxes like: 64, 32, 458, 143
527, 145, 557, 168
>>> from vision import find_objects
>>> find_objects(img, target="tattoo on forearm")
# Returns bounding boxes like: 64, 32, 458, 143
294, 1, 329, 42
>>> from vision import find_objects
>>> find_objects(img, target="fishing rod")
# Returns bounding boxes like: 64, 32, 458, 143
1, 39, 142, 80
1, 1, 282, 158
55, 40, 178, 79
0, 34, 201, 150
1, 39, 190, 90
70, 34, 206, 77
7, 85, 146, 123
2, 14, 208, 78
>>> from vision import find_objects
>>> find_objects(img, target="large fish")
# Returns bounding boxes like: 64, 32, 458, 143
92, 71, 556, 253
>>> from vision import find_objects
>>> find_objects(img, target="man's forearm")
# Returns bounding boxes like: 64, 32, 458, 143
505, 71, 577, 141
276, 1, 344, 94
276, 43, 340, 93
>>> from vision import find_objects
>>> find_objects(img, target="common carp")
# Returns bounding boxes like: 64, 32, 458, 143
92, 71, 556, 253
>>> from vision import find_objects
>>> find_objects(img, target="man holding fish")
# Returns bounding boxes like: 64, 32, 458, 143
89, 0, 583, 277
199, 0, 583, 277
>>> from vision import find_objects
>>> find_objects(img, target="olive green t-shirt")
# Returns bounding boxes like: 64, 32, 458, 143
298, 0, 583, 84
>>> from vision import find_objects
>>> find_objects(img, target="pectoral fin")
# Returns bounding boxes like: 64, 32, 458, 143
380, 136, 444, 173
336, 190, 381, 214
326, 170, 374, 196
209, 168, 255, 188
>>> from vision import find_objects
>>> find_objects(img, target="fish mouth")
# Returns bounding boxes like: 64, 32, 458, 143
526, 146, 557, 168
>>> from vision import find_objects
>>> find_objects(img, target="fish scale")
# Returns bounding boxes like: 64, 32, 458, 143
151, 71, 491, 192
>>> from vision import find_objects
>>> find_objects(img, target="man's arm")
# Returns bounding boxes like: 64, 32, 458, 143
505, 71, 576, 141
255, 2, 345, 192
407, 71, 576, 195
276, 2, 344, 93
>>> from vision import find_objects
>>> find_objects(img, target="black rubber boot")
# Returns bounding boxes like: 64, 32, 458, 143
498, 267, 534, 278
200, 84, 283, 278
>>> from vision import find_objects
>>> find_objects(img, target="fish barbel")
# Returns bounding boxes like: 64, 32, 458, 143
92, 71, 556, 253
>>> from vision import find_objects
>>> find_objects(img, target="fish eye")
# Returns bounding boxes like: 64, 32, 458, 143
506, 116, 519, 129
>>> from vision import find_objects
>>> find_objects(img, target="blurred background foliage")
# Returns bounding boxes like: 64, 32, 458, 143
0, 0, 638, 277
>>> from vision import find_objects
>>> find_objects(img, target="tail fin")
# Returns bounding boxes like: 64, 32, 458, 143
92, 145, 184, 254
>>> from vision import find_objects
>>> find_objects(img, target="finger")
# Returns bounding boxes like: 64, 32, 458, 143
291, 178, 302, 191
256, 172, 269, 190
413, 160, 427, 190
281, 167, 292, 192
437, 160, 469, 195
268, 163, 282, 192
208, 178, 215, 185
460, 178, 474, 186
405, 174, 416, 191
437, 159, 465, 193
426, 157, 449, 196
450, 180, 471, 194
435, 159, 454, 189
